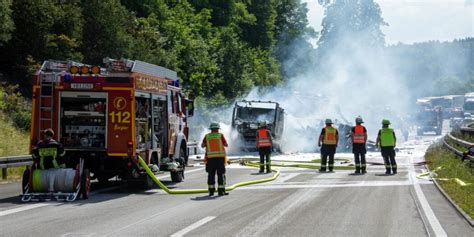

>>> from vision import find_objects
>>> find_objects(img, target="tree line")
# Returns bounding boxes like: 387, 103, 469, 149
0, 0, 313, 106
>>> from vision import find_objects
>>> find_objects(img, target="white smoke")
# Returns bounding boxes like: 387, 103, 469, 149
190, 2, 417, 153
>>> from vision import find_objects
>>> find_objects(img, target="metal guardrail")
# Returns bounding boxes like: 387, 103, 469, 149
443, 134, 474, 164
460, 122, 474, 134
0, 155, 32, 179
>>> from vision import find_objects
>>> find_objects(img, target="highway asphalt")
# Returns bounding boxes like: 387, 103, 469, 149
0, 134, 473, 236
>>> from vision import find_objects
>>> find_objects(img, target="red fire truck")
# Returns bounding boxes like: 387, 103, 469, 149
30, 58, 193, 187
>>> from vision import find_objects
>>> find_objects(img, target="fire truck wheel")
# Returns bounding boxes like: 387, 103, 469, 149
22, 168, 30, 194
171, 147, 186, 183
80, 169, 91, 199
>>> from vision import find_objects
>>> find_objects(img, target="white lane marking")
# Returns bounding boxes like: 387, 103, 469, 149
408, 156, 447, 237
62, 233, 96, 237
0, 203, 50, 217
170, 216, 216, 237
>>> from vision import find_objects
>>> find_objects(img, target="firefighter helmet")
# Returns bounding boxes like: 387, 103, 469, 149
382, 119, 391, 125
325, 118, 333, 124
259, 120, 267, 128
209, 123, 220, 129
356, 116, 364, 124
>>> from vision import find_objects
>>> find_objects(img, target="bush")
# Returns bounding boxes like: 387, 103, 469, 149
0, 82, 31, 131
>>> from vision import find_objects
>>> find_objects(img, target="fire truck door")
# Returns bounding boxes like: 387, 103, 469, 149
107, 90, 133, 156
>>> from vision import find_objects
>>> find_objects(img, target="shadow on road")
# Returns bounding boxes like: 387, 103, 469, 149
190, 195, 219, 201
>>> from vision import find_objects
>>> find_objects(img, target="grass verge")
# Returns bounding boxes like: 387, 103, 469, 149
425, 143, 474, 218
0, 113, 30, 181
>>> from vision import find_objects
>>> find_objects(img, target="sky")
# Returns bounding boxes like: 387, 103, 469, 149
304, 0, 474, 45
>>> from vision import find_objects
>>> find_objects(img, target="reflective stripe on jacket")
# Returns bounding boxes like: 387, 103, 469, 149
323, 127, 337, 145
205, 133, 226, 158
353, 125, 366, 144
38, 147, 59, 169
380, 128, 395, 147
257, 128, 272, 148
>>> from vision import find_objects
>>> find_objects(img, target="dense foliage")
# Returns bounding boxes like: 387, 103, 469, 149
0, 0, 471, 131
0, 0, 312, 105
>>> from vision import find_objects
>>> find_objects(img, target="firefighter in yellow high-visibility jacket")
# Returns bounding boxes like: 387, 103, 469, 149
201, 123, 229, 196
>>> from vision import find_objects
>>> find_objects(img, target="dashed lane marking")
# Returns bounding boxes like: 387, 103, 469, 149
0, 203, 50, 217
170, 216, 216, 237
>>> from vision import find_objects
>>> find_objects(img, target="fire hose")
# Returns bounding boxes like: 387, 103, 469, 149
416, 166, 472, 186
137, 156, 280, 194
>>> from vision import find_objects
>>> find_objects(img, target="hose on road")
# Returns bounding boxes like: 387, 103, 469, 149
137, 156, 280, 194
241, 160, 354, 170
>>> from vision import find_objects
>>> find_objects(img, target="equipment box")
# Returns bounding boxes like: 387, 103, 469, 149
60, 92, 107, 148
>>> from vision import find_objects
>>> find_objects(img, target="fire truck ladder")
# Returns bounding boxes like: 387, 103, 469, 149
38, 73, 55, 134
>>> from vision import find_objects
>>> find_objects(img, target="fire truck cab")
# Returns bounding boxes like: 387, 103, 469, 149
31, 59, 193, 186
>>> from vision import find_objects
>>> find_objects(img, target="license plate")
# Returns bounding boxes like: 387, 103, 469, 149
71, 83, 94, 89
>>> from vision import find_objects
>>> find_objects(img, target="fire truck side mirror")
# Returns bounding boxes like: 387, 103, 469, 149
185, 99, 194, 117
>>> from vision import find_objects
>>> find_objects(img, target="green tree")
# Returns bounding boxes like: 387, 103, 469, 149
274, 0, 315, 78
318, 0, 387, 52
81, 0, 133, 64
160, 2, 218, 98
241, 0, 277, 49
0, 0, 14, 46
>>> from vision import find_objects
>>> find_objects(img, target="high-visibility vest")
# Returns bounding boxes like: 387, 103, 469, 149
353, 125, 366, 144
380, 128, 395, 147
38, 147, 59, 169
323, 127, 337, 145
205, 133, 226, 158
257, 128, 272, 148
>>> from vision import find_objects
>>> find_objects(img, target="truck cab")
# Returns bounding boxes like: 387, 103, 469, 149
231, 100, 284, 151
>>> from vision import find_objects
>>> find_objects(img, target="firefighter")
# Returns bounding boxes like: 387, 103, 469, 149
351, 116, 368, 174
32, 128, 66, 170
201, 123, 229, 196
376, 119, 397, 175
318, 119, 339, 172
256, 121, 273, 173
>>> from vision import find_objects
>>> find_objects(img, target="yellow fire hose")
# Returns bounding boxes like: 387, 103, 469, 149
241, 160, 354, 170
137, 156, 280, 194
415, 166, 472, 186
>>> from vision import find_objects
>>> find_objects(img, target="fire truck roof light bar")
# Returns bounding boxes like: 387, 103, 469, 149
103, 57, 179, 81
39, 60, 105, 75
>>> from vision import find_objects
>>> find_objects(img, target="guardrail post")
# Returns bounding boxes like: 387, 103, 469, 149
1, 168, 6, 180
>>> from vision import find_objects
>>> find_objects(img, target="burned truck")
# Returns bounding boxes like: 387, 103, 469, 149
231, 100, 284, 151
416, 107, 443, 135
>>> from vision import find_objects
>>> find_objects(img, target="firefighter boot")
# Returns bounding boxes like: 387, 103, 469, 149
392, 167, 397, 175
385, 168, 391, 175
266, 165, 271, 173
208, 185, 215, 196
218, 188, 229, 196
